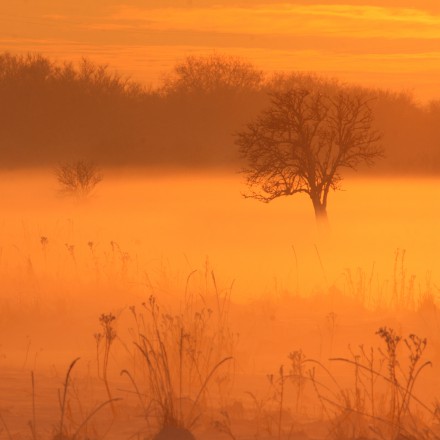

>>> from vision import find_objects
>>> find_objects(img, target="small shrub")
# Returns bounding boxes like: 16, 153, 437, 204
55, 160, 103, 199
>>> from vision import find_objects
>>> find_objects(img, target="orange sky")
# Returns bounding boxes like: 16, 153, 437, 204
1, 0, 440, 101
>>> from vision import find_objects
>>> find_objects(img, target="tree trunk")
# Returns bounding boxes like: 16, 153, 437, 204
153, 426, 195, 440
311, 198, 330, 235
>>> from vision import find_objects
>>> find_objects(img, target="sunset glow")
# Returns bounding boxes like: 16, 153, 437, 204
2, 2, 440, 100
2, 2, 440, 439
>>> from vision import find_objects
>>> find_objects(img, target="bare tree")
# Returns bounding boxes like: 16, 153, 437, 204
160, 53, 264, 95
236, 87, 383, 228
55, 160, 103, 199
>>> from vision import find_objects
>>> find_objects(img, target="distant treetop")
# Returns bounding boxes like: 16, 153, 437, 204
160, 53, 264, 96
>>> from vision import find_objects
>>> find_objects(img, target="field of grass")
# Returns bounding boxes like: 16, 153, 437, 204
0, 169, 439, 440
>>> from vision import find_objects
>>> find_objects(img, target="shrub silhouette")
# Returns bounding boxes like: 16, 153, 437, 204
55, 160, 103, 199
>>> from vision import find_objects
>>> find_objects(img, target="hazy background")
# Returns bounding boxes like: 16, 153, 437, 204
2, 1, 440, 170
0, 51, 440, 172
2, 0, 440, 101
1, 0, 439, 361
1, 4, 440, 438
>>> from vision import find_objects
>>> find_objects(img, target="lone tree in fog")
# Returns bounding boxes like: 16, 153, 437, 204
236, 88, 383, 228
55, 160, 103, 199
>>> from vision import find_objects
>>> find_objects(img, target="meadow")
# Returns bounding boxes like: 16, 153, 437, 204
0, 168, 439, 440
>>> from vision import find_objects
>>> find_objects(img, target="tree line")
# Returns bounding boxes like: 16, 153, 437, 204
0, 51, 439, 173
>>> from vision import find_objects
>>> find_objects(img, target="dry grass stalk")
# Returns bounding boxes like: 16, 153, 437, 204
123, 272, 235, 435
301, 327, 435, 439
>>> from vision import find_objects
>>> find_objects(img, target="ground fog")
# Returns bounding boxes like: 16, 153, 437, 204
0, 169, 439, 440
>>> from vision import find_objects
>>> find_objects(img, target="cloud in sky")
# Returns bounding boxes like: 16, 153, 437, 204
107, 4, 440, 39
3, 3, 440, 49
